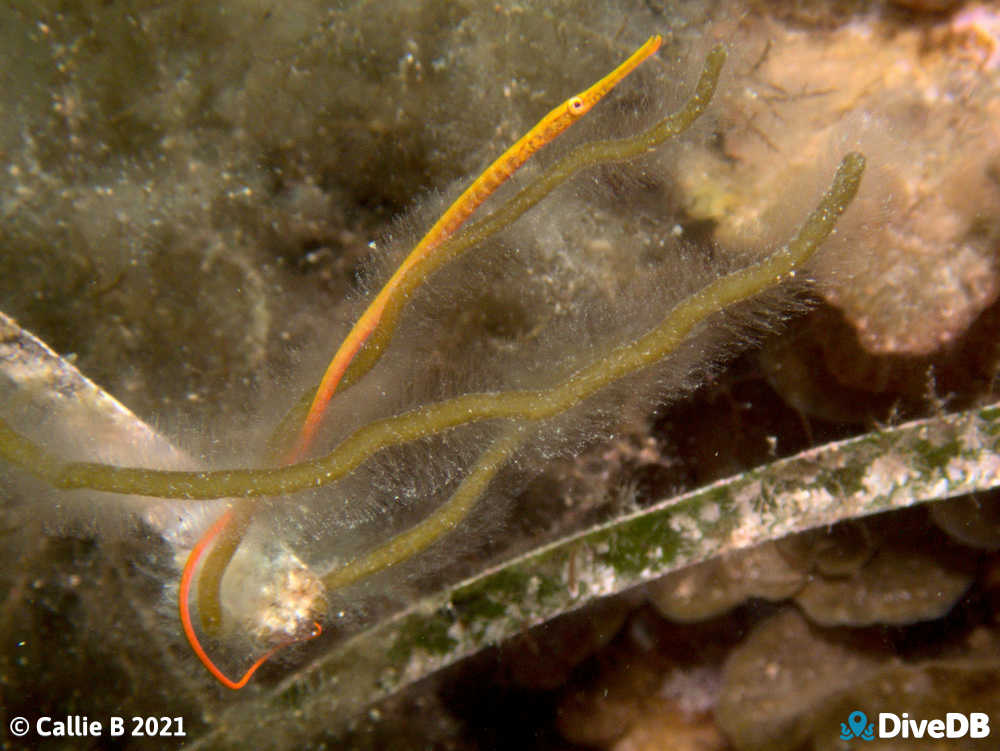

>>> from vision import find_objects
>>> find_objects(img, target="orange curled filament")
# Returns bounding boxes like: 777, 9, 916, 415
178, 508, 322, 690
287, 34, 663, 462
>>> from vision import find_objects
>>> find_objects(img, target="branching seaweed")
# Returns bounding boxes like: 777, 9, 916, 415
0, 36, 866, 697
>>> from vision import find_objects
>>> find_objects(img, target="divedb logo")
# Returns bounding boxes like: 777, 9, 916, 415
839, 710, 991, 742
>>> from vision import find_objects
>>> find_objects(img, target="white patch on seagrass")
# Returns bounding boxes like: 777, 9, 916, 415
862, 453, 911, 502
669, 513, 702, 541
699, 503, 721, 523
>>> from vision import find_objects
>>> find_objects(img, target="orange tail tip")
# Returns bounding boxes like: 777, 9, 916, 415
179, 509, 323, 690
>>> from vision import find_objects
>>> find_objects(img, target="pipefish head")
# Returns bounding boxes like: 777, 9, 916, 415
566, 34, 663, 118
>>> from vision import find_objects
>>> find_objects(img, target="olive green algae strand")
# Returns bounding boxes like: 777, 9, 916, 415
318, 152, 864, 590
197, 501, 256, 634
322, 425, 527, 591
0, 152, 865, 500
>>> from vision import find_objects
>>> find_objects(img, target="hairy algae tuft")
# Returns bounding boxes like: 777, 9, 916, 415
0, 153, 865, 503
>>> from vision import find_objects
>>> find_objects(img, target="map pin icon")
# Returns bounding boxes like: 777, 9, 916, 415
848, 711, 868, 737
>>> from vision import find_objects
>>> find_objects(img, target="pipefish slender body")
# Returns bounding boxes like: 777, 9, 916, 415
184, 35, 664, 690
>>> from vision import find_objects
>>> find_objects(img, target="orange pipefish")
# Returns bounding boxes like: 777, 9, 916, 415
180, 34, 662, 689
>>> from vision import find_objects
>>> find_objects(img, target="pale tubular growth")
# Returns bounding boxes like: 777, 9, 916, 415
222, 538, 326, 644
0, 152, 867, 575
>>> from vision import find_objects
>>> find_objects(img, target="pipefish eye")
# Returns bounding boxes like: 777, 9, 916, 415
568, 96, 586, 115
